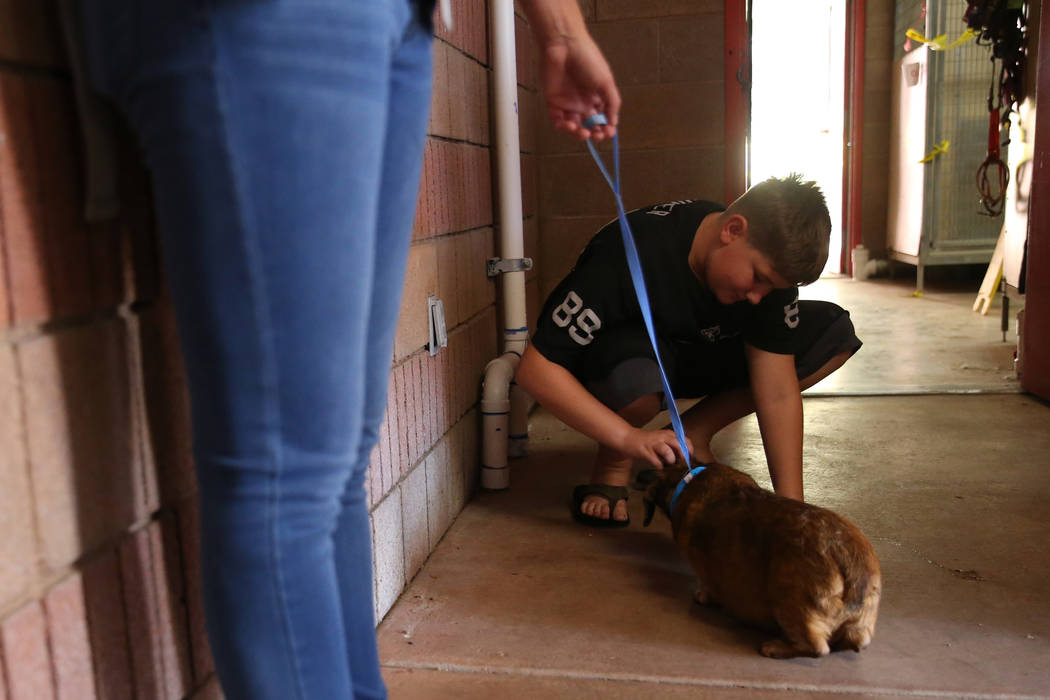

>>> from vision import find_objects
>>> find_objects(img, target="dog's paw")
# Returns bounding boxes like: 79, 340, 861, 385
760, 639, 829, 659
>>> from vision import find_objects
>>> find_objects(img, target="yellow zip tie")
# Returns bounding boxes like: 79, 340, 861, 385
906, 28, 977, 51
946, 28, 978, 48
918, 140, 950, 163
906, 29, 947, 50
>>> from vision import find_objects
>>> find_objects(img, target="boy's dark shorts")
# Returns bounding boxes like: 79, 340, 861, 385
581, 301, 861, 411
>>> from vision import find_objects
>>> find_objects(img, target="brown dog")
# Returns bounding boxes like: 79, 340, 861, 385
643, 462, 881, 659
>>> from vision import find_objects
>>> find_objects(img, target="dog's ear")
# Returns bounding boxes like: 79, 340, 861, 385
643, 496, 656, 527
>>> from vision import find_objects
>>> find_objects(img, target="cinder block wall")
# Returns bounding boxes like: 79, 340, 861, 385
369, 0, 541, 622
535, 0, 727, 304
0, 1, 537, 698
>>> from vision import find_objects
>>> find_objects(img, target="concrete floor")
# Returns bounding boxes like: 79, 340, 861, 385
378, 276, 1050, 699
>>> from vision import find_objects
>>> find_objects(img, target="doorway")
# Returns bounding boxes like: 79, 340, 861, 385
749, 0, 846, 276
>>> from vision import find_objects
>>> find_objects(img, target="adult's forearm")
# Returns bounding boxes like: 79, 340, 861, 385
518, 0, 589, 46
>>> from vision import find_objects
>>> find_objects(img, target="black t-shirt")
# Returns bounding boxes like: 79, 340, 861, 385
532, 199, 801, 377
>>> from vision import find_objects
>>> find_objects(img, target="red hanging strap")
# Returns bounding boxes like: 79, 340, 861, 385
977, 107, 1008, 216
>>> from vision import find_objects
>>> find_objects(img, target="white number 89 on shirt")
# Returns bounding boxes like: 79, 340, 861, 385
551, 291, 602, 346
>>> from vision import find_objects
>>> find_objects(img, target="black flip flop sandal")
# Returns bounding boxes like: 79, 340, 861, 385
571, 484, 631, 528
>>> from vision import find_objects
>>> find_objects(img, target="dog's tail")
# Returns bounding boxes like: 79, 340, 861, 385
832, 548, 881, 652
833, 582, 880, 651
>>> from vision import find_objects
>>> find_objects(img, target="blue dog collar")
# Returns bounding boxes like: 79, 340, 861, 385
669, 465, 707, 515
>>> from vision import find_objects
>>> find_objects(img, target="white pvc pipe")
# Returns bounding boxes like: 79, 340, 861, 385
481, 353, 518, 489
481, 0, 530, 490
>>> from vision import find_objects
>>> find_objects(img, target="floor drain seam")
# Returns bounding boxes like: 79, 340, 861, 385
382, 660, 1044, 699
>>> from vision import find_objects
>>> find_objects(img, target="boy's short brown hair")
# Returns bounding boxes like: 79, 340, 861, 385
723, 173, 831, 285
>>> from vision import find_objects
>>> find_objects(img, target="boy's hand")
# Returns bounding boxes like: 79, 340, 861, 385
616, 428, 693, 468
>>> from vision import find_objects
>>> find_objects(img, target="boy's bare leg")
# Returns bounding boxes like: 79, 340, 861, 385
580, 392, 662, 522
679, 349, 853, 462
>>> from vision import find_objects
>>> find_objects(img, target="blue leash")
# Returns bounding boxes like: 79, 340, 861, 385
582, 114, 691, 467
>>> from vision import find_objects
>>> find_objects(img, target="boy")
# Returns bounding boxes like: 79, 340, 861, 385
516, 174, 861, 526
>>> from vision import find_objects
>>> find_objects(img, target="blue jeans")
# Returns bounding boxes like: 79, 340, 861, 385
80, 2, 433, 698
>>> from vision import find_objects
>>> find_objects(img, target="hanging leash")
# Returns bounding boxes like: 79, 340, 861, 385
977, 82, 1008, 216
581, 113, 691, 467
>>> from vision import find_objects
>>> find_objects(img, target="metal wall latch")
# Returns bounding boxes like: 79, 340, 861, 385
486, 257, 533, 277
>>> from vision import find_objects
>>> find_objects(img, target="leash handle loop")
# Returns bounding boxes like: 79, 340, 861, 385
582, 115, 691, 467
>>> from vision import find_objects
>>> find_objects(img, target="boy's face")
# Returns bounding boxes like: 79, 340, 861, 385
704, 215, 791, 305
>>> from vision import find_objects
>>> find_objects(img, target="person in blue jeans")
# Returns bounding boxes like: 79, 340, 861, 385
78, 0, 620, 698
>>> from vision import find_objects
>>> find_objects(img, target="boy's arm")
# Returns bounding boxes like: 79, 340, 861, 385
745, 344, 804, 501
516, 345, 687, 467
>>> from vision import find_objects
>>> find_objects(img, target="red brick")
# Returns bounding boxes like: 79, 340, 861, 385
0, 215, 9, 329
426, 139, 442, 237
410, 357, 424, 468
384, 370, 399, 496
469, 145, 484, 229
466, 0, 489, 63
120, 524, 192, 700
419, 352, 432, 447
418, 354, 431, 453
0, 75, 123, 326
156, 518, 193, 696
402, 357, 416, 469
515, 14, 538, 90
455, 144, 468, 233
451, 329, 464, 421
449, 329, 465, 419
393, 363, 410, 483
0, 74, 43, 322
175, 499, 214, 684
431, 352, 442, 444
445, 144, 460, 232
20, 321, 144, 571
469, 60, 490, 146
417, 354, 430, 459
44, 575, 97, 700
428, 141, 444, 235
136, 303, 196, 505
82, 550, 134, 700
447, 50, 466, 142
438, 345, 450, 436
0, 345, 35, 608
372, 408, 387, 502
0, 601, 55, 700
477, 149, 494, 227
439, 141, 454, 233
428, 42, 451, 139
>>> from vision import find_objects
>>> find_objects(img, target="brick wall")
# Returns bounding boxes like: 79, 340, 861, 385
535, 0, 726, 304
0, 1, 219, 697
0, 0, 532, 697
369, 0, 540, 619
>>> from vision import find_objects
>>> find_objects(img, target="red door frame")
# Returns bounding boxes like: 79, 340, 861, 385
843, 0, 866, 274
1021, 1, 1050, 399
725, 0, 865, 273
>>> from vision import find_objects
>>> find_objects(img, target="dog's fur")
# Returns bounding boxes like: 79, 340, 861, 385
643, 462, 881, 659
